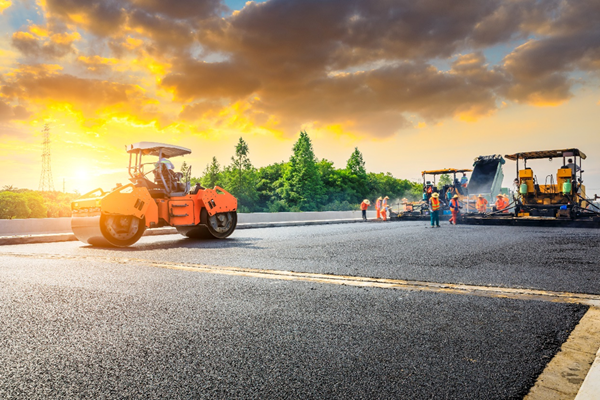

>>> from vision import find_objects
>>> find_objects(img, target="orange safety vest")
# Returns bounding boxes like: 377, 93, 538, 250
495, 198, 507, 210
375, 199, 381, 209
450, 198, 460, 211
431, 198, 440, 211
476, 198, 488, 212
360, 202, 369, 210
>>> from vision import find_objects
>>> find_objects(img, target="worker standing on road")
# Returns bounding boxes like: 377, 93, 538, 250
495, 194, 508, 213
360, 199, 370, 221
375, 197, 382, 220
449, 194, 461, 225
429, 192, 441, 228
476, 194, 488, 213
381, 196, 389, 221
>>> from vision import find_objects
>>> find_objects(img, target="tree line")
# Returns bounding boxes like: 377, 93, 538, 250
0, 131, 423, 219
0, 187, 78, 219
192, 131, 423, 213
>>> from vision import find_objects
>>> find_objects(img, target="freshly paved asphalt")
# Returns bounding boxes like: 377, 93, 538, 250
1, 221, 597, 399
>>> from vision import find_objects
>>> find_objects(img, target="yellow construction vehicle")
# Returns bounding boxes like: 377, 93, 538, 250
506, 148, 589, 217
421, 168, 472, 203
71, 142, 238, 247
390, 168, 471, 219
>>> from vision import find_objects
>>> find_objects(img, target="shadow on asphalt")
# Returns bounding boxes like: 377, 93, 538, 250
78, 237, 263, 252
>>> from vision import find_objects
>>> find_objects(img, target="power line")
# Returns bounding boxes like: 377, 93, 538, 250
38, 123, 55, 192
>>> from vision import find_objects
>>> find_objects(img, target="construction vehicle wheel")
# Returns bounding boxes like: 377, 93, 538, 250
206, 211, 237, 239
99, 214, 146, 247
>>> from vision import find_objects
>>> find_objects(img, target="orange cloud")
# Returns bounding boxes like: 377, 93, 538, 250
76, 55, 119, 73
12, 27, 80, 58
1, 64, 170, 128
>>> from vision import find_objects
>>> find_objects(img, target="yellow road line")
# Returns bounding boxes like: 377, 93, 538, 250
525, 307, 600, 400
5, 252, 600, 306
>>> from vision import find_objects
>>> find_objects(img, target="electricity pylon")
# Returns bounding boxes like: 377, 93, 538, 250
38, 124, 55, 192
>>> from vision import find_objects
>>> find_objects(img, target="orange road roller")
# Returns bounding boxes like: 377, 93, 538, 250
71, 142, 238, 247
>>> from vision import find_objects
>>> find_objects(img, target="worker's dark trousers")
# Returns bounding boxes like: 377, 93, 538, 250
430, 210, 440, 227
362, 210, 367, 220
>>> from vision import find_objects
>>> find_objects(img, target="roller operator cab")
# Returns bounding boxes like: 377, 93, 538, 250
505, 148, 587, 217
71, 142, 238, 247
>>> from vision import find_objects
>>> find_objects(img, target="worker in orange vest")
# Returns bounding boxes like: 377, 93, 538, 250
476, 194, 488, 213
381, 196, 389, 221
449, 194, 461, 225
360, 199, 370, 221
375, 197, 382, 219
429, 192, 441, 228
496, 194, 508, 212
503, 194, 511, 212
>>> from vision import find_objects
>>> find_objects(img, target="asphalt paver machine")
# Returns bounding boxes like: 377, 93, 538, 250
506, 148, 596, 218
71, 142, 238, 247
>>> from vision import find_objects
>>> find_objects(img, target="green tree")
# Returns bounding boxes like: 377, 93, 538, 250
279, 131, 324, 211
0, 192, 30, 219
344, 147, 369, 203
41, 190, 78, 217
180, 161, 191, 185
23, 192, 47, 218
256, 162, 288, 212
367, 172, 414, 202
199, 156, 222, 188
437, 174, 452, 190
346, 147, 366, 176
229, 137, 252, 193
223, 137, 258, 211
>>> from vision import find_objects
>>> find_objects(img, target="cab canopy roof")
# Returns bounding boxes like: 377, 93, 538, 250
505, 148, 586, 161
422, 168, 472, 175
127, 142, 191, 158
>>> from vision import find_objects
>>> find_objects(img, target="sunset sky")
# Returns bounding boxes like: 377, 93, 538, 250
1, 0, 599, 195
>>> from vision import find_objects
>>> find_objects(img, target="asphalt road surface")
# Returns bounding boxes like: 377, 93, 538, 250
1, 221, 598, 399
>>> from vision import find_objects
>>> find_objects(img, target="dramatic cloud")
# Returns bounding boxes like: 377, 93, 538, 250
161, 58, 261, 101
75, 55, 119, 74
44, 0, 224, 40
4, 0, 600, 137
12, 29, 80, 59
1, 64, 169, 126
498, 0, 600, 105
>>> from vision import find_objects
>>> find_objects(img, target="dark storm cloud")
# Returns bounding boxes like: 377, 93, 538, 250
162, 58, 261, 101
499, 0, 600, 104
31, 0, 600, 135
200, 0, 553, 74
45, 0, 127, 37
44, 0, 224, 38
129, 0, 226, 20
249, 57, 504, 136
128, 10, 195, 49
11, 31, 77, 59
